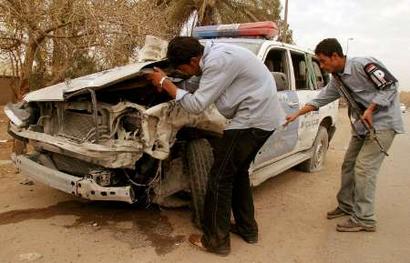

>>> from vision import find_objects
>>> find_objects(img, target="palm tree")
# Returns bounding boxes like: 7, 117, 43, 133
166, 0, 283, 28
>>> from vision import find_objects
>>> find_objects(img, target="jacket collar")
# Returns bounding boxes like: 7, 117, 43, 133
340, 56, 352, 76
199, 41, 213, 70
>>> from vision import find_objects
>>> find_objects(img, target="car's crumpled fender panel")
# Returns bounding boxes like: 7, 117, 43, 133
8, 100, 226, 168
142, 101, 226, 159
101, 100, 226, 160
9, 123, 144, 169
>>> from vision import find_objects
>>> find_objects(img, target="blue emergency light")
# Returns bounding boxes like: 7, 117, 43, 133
193, 21, 279, 40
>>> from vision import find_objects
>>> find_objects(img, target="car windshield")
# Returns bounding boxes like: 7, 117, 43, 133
199, 40, 262, 55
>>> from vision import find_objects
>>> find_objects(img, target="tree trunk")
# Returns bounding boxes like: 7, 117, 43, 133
14, 37, 37, 154
199, 0, 216, 26
18, 39, 37, 99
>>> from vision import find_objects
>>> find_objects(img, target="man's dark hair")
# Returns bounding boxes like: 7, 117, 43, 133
314, 38, 344, 57
167, 36, 204, 66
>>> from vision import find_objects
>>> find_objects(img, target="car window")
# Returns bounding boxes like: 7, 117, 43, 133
263, 48, 289, 91
312, 60, 329, 89
290, 51, 310, 90
312, 60, 324, 89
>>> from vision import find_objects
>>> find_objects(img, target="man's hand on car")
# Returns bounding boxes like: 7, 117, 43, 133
284, 112, 300, 126
145, 67, 167, 92
284, 104, 318, 127
145, 67, 178, 98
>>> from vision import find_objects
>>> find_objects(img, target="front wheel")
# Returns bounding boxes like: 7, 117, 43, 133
298, 126, 329, 172
186, 139, 213, 228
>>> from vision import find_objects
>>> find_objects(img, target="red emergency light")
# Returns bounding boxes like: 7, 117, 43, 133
193, 21, 279, 40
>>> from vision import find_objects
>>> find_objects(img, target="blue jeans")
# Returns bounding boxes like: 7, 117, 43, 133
201, 128, 273, 252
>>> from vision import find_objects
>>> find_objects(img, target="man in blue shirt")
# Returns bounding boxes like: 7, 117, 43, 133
147, 36, 285, 255
286, 38, 404, 232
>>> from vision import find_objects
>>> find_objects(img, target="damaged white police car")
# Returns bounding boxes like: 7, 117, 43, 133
5, 22, 338, 225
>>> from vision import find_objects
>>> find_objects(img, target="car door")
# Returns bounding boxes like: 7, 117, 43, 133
252, 47, 300, 168
289, 51, 323, 151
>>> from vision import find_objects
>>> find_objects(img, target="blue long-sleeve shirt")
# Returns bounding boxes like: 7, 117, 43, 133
308, 57, 405, 134
175, 41, 285, 131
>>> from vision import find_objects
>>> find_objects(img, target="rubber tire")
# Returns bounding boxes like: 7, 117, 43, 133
186, 139, 214, 228
298, 126, 329, 172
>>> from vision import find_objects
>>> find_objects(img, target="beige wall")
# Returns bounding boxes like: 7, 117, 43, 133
0, 76, 18, 105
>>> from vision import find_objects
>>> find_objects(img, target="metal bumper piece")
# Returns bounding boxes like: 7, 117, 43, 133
13, 154, 135, 203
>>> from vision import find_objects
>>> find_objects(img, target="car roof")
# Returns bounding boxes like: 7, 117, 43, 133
200, 38, 314, 56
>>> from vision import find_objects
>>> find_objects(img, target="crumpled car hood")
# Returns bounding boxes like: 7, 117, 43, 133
24, 61, 155, 102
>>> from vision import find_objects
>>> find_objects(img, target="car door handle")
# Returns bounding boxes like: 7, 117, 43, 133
287, 102, 299, 107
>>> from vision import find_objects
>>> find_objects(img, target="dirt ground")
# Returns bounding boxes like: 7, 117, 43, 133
0, 106, 409, 263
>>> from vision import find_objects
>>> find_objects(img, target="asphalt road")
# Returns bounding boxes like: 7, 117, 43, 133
0, 107, 409, 263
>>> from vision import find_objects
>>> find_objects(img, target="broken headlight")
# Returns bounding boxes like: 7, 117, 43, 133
4, 102, 32, 128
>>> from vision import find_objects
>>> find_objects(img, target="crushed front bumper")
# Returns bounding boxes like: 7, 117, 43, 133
13, 154, 135, 203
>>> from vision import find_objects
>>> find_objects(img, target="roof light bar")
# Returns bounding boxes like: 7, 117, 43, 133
193, 21, 279, 40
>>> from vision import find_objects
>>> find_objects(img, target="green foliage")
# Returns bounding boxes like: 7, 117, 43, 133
168, 0, 283, 25
166, 0, 293, 43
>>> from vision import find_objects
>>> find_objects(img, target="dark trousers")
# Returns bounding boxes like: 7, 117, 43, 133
201, 128, 273, 251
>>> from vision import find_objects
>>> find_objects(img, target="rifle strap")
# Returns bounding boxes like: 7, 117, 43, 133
332, 74, 366, 138
333, 74, 367, 111
333, 74, 389, 155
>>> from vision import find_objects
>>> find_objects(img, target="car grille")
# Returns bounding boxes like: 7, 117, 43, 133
58, 111, 107, 142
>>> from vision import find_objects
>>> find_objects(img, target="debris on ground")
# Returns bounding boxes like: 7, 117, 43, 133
19, 179, 34, 186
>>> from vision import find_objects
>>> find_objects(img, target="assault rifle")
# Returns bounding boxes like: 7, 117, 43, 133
332, 74, 389, 156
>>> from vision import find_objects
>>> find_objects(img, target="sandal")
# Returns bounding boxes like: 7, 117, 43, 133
188, 234, 230, 256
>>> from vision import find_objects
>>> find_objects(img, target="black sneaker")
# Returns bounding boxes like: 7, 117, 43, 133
336, 218, 376, 232
230, 224, 258, 244
327, 207, 349, 219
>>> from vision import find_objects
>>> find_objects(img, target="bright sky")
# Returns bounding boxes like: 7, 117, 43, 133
282, 0, 410, 91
